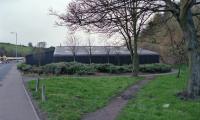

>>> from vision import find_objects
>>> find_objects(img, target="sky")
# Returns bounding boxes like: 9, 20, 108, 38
0, 0, 73, 47
0, 0, 131, 47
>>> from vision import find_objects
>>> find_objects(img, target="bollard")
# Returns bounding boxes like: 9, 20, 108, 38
42, 84, 46, 102
35, 78, 40, 92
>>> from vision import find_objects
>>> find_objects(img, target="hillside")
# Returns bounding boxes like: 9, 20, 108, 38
139, 12, 200, 64
0, 42, 55, 57
0, 43, 34, 57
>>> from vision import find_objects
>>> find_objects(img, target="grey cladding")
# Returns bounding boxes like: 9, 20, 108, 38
54, 46, 159, 57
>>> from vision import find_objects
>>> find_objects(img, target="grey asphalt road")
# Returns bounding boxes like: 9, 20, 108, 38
0, 63, 13, 81
0, 63, 39, 120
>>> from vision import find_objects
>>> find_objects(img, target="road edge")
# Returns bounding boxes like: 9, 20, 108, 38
20, 71, 41, 120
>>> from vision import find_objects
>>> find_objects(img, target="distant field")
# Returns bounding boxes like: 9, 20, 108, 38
0, 43, 33, 57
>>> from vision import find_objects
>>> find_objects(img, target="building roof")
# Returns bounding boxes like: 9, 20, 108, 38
54, 46, 159, 57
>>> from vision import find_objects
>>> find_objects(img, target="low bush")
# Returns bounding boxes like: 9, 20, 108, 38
140, 63, 171, 73
31, 66, 43, 74
94, 64, 131, 73
65, 62, 85, 74
42, 62, 96, 75
43, 63, 57, 74
109, 66, 128, 74
17, 63, 32, 72
18, 62, 172, 75
95, 64, 113, 73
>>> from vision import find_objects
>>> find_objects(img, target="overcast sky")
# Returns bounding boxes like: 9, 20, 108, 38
0, 0, 73, 47
0, 0, 127, 47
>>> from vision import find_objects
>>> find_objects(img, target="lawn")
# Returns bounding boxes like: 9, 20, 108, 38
28, 76, 141, 120
117, 67, 200, 120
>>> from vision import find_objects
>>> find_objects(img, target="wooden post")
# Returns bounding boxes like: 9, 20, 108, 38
41, 84, 46, 102
35, 78, 40, 92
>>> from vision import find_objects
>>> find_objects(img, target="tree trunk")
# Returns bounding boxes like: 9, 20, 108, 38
177, 65, 181, 78
73, 55, 76, 62
73, 52, 76, 62
107, 54, 110, 64
187, 50, 200, 98
178, 4, 200, 98
89, 54, 92, 64
130, 52, 134, 74
117, 53, 120, 65
133, 38, 139, 76
89, 47, 92, 64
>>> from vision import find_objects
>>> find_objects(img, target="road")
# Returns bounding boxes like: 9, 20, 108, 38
0, 63, 13, 81
0, 63, 39, 120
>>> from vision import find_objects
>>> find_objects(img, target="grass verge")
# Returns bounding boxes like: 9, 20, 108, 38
28, 76, 141, 120
117, 67, 200, 120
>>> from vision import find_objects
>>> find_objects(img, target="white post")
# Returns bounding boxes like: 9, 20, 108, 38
42, 84, 46, 102
15, 33, 18, 59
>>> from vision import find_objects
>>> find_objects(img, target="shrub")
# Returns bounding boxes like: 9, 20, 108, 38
76, 68, 96, 75
31, 66, 43, 74
94, 64, 132, 73
118, 66, 132, 73
43, 63, 57, 74
54, 63, 67, 75
95, 64, 114, 73
66, 63, 96, 75
18, 62, 172, 75
65, 62, 84, 74
139, 63, 171, 73
17, 63, 32, 72
42, 62, 97, 75
42, 62, 67, 75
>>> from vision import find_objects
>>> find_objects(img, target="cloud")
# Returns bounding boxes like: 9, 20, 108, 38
0, 0, 70, 47
0, 0, 112, 47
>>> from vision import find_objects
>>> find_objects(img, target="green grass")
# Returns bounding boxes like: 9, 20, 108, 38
117, 67, 200, 120
28, 76, 142, 120
0, 42, 33, 56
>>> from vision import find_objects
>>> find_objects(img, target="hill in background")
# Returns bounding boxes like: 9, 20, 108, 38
0, 42, 55, 57
139, 12, 200, 64
0, 43, 34, 57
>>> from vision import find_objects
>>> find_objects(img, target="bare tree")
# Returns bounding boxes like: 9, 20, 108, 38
83, 30, 96, 64
165, 22, 187, 78
112, 40, 123, 65
104, 46, 112, 74
104, 46, 112, 64
52, 0, 200, 98
103, 39, 113, 64
146, 0, 200, 98
51, 0, 153, 76
66, 33, 79, 62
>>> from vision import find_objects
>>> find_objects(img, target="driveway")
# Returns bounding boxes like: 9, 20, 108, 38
0, 63, 39, 120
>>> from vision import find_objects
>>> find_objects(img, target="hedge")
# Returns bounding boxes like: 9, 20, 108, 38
17, 62, 171, 75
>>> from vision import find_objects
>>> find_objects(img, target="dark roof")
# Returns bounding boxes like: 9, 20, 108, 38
54, 46, 159, 57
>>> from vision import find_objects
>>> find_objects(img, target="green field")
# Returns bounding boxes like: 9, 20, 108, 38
28, 76, 142, 120
28, 66, 200, 120
117, 68, 200, 120
0, 43, 33, 57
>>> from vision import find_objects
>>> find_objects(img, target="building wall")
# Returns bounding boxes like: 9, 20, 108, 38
25, 51, 54, 66
53, 54, 160, 65
26, 51, 159, 66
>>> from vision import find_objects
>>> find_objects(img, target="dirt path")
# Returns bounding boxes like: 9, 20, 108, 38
82, 75, 155, 120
